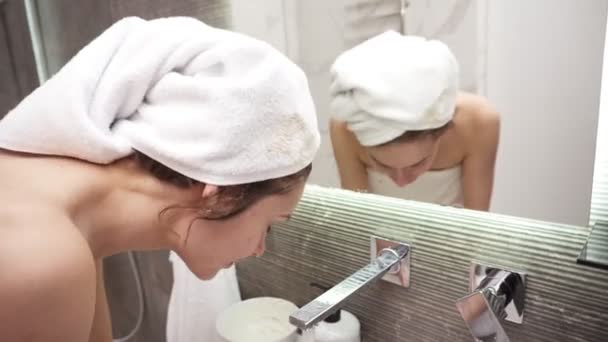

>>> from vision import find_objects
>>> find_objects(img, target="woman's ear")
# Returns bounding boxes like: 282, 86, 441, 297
202, 184, 219, 198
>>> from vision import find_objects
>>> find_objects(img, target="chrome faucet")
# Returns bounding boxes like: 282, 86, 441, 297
456, 263, 527, 342
289, 241, 411, 331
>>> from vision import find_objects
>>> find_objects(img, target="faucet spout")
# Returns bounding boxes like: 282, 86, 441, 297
289, 243, 410, 330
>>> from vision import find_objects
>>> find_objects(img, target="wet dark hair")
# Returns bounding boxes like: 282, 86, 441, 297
133, 151, 311, 222
376, 121, 453, 147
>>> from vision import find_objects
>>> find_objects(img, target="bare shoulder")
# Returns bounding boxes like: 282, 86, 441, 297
329, 118, 366, 159
329, 118, 354, 142
455, 92, 500, 150
0, 208, 97, 341
456, 92, 500, 128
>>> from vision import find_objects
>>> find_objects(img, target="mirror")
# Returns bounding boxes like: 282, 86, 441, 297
2, 0, 607, 229
578, 221, 608, 269
231, 0, 608, 227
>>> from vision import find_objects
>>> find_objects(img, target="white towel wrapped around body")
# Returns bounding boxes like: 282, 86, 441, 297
166, 253, 241, 342
0, 16, 320, 185
330, 30, 459, 147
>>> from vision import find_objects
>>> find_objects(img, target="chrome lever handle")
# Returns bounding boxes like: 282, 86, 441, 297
456, 263, 527, 342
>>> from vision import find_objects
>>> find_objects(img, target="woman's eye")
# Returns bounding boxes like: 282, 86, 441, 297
267, 226, 272, 233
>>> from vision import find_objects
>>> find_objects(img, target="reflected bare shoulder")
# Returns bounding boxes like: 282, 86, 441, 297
456, 92, 501, 150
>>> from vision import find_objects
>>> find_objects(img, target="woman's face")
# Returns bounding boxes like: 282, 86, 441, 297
174, 181, 306, 280
366, 136, 440, 187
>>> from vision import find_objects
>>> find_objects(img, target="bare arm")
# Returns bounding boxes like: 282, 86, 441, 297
461, 100, 500, 211
89, 261, 113, 342
329, 119, 369, 192
0, 219, 97, 342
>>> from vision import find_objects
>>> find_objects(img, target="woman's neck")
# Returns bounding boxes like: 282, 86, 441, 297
0, 151, 193, 258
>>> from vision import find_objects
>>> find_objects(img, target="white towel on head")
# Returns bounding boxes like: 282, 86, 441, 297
330, 30, 459, 147
0, 16, 320, 185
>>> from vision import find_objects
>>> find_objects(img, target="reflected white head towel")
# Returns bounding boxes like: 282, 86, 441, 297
330, 30, 459, 146
0, 16, 320, 185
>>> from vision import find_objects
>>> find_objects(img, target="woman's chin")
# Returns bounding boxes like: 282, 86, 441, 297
189, 262, 235, 280
193, 267, 220, 280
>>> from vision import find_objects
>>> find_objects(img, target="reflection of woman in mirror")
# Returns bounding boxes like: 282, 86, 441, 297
329, 31, 499, 210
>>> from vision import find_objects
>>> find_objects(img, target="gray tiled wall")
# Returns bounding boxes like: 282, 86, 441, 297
238, 185, 608, 341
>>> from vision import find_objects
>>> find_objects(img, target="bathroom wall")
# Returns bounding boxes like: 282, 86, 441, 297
229, 0, 288, 54
238, 185, 608, 341
0, 0, 37, 118
486, 0, 608, 226
35, 0, 233, 76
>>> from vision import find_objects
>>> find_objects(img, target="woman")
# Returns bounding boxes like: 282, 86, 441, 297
0, 17, 320, 342
329, 31, 499, 210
